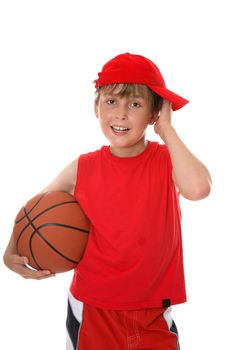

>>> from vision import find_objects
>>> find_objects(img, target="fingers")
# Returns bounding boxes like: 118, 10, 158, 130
161, 99, 172, 112
21, 267, 55, 280
19, 264, 55, 280
8, 254, 55, 280
13, 255, 29, 265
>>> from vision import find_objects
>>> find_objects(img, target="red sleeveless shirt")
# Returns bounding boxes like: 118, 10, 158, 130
70, 141, 186, 310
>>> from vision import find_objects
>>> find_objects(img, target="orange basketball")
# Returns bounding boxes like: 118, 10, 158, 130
13, 191, 90, 273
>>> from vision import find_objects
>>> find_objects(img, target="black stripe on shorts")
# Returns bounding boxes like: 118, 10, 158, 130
66, 299, 80, 350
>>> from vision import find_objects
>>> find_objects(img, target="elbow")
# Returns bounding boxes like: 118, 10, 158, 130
189, 185, 211, 201
181, 181, 212, 201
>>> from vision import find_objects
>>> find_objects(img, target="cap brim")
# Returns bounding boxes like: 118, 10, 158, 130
147, 85, 189, 111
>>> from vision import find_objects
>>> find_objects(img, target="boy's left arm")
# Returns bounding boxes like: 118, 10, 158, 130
154, 101, 212, 201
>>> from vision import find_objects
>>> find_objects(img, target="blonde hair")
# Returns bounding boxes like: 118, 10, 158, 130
94, 83, 163, 112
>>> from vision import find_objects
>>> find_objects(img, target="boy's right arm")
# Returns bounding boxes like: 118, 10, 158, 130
3, 158, 78, 279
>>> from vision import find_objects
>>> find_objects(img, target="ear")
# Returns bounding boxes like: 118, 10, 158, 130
94, 99, 99, 118
148, 111, 159, 125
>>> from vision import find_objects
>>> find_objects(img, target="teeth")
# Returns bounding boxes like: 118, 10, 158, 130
111, 126, 129, 131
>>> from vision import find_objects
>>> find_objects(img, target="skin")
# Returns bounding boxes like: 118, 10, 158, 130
155, 101, 212, 200
94, 89, 158, 158
3, 88, 212, 279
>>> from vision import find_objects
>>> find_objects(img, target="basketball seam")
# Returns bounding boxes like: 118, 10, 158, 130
15, 191, 76, 224
15, 200, 87, 250
26, 213, 83, 269
15, 192, 48, 224
15, 192, 89, 271
29, 224, 81, 267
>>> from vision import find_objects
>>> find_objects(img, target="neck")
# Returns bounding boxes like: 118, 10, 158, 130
109, 139, 148, 158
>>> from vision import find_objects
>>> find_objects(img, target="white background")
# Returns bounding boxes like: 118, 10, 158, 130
0, 0, 232, 349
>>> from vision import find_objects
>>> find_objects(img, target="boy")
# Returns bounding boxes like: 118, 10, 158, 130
4, 53, 211, 349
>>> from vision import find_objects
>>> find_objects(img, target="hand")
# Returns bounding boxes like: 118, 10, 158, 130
154, 100, 173, 140
3, 253, 55, 280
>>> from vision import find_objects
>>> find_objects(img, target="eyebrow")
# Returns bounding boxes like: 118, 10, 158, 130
103, 93, 146, 99
130, 95, 145, 99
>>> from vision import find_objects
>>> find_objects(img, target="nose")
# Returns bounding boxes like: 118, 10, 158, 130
117, 115, 127, 120
116, 105, 128, 120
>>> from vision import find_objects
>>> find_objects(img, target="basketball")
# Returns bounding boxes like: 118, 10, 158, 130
13, 191, 90, 273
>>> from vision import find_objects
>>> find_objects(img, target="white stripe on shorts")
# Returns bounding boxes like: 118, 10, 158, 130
163, 307, 173, 329
68, 292, 84, 323
66, 292, 84, 350
163, 307, 180, 350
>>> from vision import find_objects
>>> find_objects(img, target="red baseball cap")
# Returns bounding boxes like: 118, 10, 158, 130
95, 53, 189, 111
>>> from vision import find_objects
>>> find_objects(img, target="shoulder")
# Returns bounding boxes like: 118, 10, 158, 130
77, 148, 103, 170
150, 141, 170, 161
40, 148, 103, 196
151, 142, 179, 192
41, 158, 78, 195
79, 148, 102, 161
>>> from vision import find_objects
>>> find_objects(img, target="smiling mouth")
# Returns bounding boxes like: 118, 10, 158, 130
110, 125, 130, 132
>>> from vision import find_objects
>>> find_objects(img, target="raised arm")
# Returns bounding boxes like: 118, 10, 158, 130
154, 102, 212, 201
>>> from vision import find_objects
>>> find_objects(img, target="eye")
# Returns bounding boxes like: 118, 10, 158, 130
106, 99, 116, 105
130, 102, 141, 108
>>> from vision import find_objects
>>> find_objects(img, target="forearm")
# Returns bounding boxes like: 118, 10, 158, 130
3, 233, 17, 261
3, 229, 53, 279
160, 125, 212, 200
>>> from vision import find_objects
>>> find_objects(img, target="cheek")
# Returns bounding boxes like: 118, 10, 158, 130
98, 115, 111, 129
131, 114, 151, 128
99, 107, 114, 122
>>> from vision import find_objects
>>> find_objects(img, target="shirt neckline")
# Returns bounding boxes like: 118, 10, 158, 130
103, 141, 153, 161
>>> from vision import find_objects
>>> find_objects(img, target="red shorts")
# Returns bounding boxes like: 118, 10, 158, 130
66, 292, 180, 350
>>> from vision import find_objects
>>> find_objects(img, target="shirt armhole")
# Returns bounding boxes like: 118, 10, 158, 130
161, 144, 180, 194
73, 156, 80, 197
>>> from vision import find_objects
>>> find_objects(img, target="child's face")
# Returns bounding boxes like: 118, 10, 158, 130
95, 89, 158, 155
